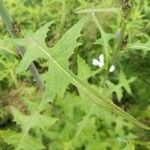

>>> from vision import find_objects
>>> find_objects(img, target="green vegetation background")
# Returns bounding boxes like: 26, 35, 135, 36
0, 0, 150, 150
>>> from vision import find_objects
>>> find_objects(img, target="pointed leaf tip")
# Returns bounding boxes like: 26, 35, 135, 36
16, 21, 54, 74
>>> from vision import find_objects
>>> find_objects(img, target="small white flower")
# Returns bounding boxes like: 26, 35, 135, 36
92, 59, 100, 66
92, 54, 116, 72
109, 65, 115, 72
92, 54, 104, 68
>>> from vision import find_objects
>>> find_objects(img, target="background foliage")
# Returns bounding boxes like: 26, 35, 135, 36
0, 0, 150, 150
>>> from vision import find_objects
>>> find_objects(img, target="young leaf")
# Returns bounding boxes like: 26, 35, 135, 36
16, 17, 150, 130
106, 71, 137, 101
94, 33, 113, 48
127, 41, 150, 52
12, 107, 58, 131
0, 105, 57, 150
55, 93, 84, 119
0, 130, 45, 150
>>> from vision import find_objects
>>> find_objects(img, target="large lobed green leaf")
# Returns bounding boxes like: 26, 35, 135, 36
16, 17, 150, 131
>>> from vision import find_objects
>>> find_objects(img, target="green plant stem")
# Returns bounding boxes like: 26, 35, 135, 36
60, 0, 66, 31
92, 13, 110, 84
111, 1, 133, 63
105, 0, 133, 81
0, 0, 44, 91
111, 19, 128, 64
92, 13, 108, 60
10, 70, 18, 87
